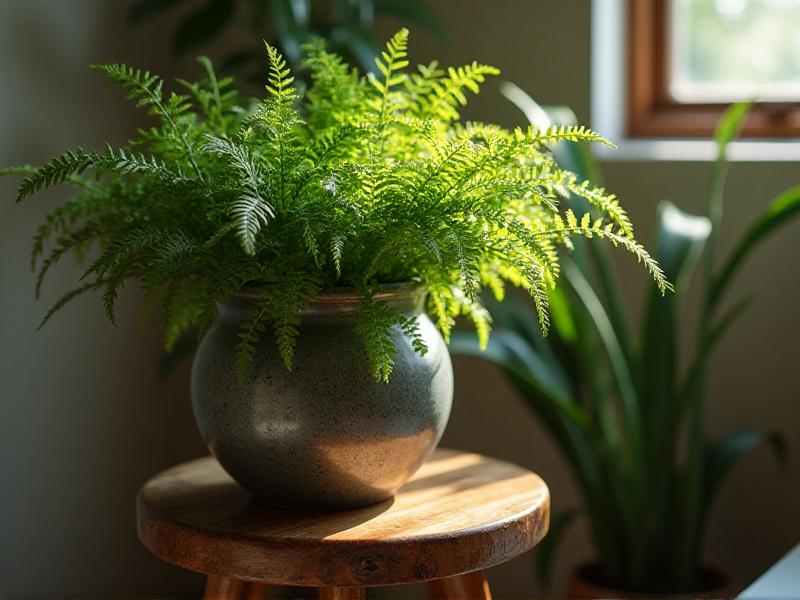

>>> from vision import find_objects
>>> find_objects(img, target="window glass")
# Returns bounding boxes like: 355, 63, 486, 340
670, 0, 800, 102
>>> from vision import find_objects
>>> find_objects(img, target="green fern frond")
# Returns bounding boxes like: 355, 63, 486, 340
368, 27, 410, 127
426, 285, 459, 342
456, 291, 492, 350
92, 63, 163, 108
371, 28, 410, 90
542, 211, 672, 295
356, 295, 403, 383
96, 145, 185, 179
16, 149, 96, 203
202, 136, 274, 254
406, 61, 499, 122
330, 234, 345, 277
36, 224, 103, 299
234, 277, 319, 376
549, 170, 634, 237
264, 42, 296, 103
80, 226, 165, 285
0, 165, 38, 177
38, 280, 105, 331
521, 124, 616, 148
400, 317, 429, 356
236, 303, 270, 379
93, 63, 204, 178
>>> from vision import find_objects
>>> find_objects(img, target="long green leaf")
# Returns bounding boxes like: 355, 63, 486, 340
450, 329, 577, 418
564, 262, 640, 455
701, 429, 787, 521
679, 102, 750, 585
681, 294, 752, 411
484, 292, 574, 392
635, 202, 711, 580
450, 331, 610, 517
640, 201, 710, 434
712, 184, 800, 311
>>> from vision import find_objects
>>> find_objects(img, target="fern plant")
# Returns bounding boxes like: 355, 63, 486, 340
3, 30, 668, 382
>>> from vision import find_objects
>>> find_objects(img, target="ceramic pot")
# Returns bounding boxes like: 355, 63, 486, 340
191, 284, 453, 510
567, 562, 732, 599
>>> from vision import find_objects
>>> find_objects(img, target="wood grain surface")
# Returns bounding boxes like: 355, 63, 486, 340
137, 448, 550, 587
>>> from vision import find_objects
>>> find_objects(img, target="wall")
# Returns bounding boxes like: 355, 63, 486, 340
1, 1, 797, 598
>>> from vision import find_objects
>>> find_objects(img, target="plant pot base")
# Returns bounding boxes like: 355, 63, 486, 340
567, 562, 733, 599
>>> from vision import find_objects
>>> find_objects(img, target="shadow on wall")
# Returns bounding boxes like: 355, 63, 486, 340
0, 1, 206, 597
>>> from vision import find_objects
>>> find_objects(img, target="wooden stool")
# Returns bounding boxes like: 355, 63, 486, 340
137, 448, 550, 600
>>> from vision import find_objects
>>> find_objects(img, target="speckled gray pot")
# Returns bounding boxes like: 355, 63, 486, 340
191, 284, 453, 510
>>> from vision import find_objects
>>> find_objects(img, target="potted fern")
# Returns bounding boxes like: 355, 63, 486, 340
452, 95, 795, 594
2, 30, 668, 510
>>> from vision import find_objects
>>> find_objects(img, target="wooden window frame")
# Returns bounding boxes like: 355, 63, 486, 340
628, 0, 800, 138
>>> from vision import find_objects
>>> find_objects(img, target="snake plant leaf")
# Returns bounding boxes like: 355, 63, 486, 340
712, 185, 800, 311
714, 101, 752, 149
701, 429, 787, 520
681, 295, 752, 408
483, 294, 561, 361
677, 103, 753, 580
548, 284, 578, 345
640, 201, 711, 431
450, 329, 575, 412
172, 0, 235, 55
534, 508, 581, 591
451, 331, 608, 515
564, 263, 640, 447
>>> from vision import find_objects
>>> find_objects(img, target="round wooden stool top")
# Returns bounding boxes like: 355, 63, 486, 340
137, 448, 550, 587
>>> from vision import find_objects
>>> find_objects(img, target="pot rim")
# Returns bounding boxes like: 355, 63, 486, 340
224, 281, 427, 315
570, 561, 731, 597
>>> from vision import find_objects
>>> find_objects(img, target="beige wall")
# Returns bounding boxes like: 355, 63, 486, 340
1, 1, 797, 598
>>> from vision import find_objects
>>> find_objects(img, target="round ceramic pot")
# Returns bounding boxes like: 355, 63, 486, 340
567, 562, 731, 599
191, 284, 453, 510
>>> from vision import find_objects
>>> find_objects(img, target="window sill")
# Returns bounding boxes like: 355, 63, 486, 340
591, 0, 800, 162
594, 139, 800, 162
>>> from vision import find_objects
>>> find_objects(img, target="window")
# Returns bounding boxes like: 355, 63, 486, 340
628, 0, 800, 137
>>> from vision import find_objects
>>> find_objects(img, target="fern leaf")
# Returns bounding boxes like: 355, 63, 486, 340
202, 136, 274, 254
235, 304, 269, 379
16, 149, 95, 203
264, 42, 296, 103
330, 234, 345, 277
38, 280, 104, 331
356, 295, 402, 383
524, 124, 616, 148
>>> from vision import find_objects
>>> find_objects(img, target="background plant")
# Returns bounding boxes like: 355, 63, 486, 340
2, 30, 667, 384
452, 95, 796, 592
128, 0, 443, 78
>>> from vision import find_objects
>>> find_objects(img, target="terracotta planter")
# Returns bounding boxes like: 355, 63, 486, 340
191, 284, 453, 510
567, 562, 733, 599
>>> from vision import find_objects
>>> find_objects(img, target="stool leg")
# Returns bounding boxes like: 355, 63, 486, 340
204, 576, 247, 600
318, 586, 367, 600
427, 571, 492, 600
